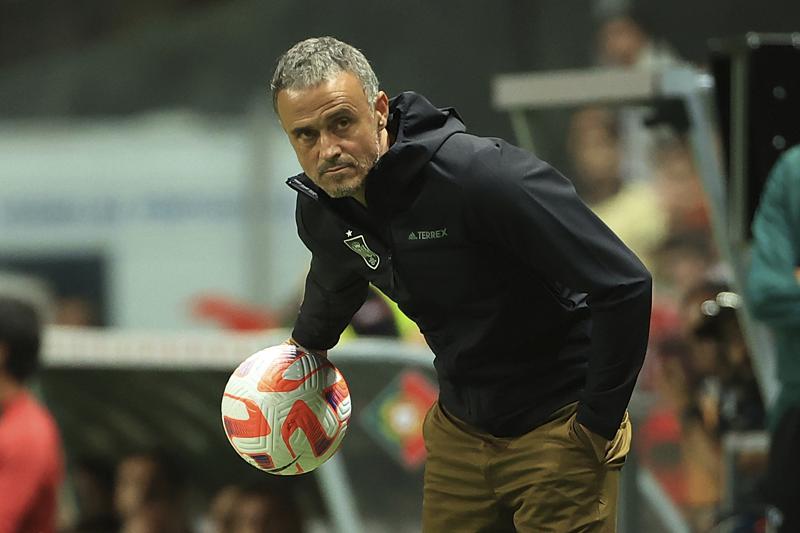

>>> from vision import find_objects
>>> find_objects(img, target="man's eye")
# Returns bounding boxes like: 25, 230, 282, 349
335, 117, 351, 130
297, 130, 317, 141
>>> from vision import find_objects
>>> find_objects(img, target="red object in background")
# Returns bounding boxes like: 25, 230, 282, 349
649, 297, 682, 342
191, 294, 279, 331
638, 297, 682, 391
637, 405, 687, 505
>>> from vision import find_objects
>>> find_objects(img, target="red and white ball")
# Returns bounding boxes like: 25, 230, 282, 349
221, 344, 351, 475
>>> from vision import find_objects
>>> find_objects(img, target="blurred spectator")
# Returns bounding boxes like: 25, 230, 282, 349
689, 288, 763, 434
206, 485, 243, 533
746, 145, 800, 533
596, 12, 680, 69
0, 296, 64, 533
595, 11, 687, 185
68, 456, 119, 533
120, 500, 188, 533
653, 138, 710, 234
654, 232, 716, 298
567, 106, 667, 269
114, 449, 188, 532
227, 484, 304, 533
678, 280, 766, 529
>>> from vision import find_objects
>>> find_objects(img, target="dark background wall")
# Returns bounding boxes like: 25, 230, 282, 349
1, 0, 798, 142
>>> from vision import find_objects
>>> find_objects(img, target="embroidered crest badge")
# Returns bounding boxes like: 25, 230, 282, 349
343, 235, 380, 270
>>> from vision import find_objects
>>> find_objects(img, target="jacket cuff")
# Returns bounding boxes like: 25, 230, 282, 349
290, 325, 336, 352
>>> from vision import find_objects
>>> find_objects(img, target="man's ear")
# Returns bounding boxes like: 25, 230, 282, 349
374, 90, 389, 129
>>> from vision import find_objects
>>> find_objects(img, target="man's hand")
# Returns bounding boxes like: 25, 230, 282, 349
285, 337, 329, 358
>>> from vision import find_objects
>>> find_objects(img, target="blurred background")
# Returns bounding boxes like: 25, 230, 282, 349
2, 0, 799, 531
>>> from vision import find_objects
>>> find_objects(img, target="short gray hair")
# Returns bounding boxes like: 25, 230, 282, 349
270, 37, 379, 112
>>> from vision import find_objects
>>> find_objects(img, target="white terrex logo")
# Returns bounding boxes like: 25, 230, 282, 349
408, 228, 448, 240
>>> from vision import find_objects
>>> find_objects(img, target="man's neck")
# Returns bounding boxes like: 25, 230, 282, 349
354, 127, 393, 208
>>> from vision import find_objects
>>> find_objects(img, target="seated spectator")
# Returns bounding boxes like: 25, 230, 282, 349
596, 10, 682, 70
653, 138, 710, 235
688, 285, 764, 435
654, 231, 716, 299
120, 500, 188, 533
206, 484, 243, 533
595, 9, 687, 184
114, 449, 188, 532
228, 484, 304, 533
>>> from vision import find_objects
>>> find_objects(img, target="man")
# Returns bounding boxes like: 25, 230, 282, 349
746, 145, 800, 533
0, 296, 63, 533
272, 37, 652, 532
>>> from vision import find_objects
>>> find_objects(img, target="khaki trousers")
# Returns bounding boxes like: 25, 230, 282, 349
422, 401, 631, 533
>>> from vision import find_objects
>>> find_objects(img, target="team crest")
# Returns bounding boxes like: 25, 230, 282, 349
344, 235, 380, 270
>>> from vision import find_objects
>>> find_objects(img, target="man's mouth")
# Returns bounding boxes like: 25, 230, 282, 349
323, 164, 351, 174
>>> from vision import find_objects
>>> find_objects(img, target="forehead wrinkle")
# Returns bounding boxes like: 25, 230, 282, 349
286, 98, 362, 133
280, 72, 370, 122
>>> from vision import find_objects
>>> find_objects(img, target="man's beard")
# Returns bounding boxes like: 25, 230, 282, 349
327, 175, 364, 198
320, 135, 382, 199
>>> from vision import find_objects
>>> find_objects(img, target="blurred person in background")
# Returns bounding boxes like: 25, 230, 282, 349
654, 231, 716, 300
648, 335, 721, 531
596, 11, 680, 70
273, 36, 651, 532
688, 287, 763, 435
67, 456, 119, 533
652, 138, 710, 234
746, 145, 800, 533
204, 485, 242, 533
227, 484, 304, 533
682, 282, 766, 529
114, 449, 189, 533
120, 500, 188, 533
595, 9, 686, 186
0, 296, 63, 533
567, 105, 667, 269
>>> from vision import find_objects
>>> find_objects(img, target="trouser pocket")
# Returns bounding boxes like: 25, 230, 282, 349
570, 411, 632, 469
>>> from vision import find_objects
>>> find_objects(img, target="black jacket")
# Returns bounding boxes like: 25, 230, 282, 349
287, 92, 652, 440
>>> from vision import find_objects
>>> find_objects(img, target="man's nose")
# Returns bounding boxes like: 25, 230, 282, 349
319, 131, 342, 160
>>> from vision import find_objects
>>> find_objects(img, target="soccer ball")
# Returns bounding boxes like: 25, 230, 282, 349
221, 344, 351, 475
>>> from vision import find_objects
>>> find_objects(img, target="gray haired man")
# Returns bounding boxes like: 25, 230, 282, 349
273, 36, 651, 532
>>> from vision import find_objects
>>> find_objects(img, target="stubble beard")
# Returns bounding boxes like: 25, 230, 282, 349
322, 132, 383, 199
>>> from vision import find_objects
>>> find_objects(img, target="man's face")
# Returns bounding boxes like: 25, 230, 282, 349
276, 71, 389, 200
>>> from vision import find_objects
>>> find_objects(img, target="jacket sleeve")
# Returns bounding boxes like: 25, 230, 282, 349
746, 148, 800, 328
291, 207, 369, 350
464, 140, 652, 440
